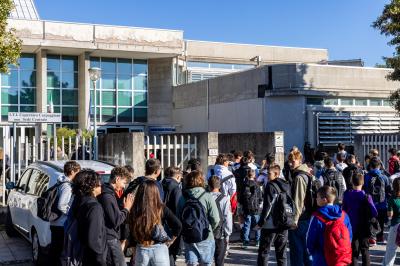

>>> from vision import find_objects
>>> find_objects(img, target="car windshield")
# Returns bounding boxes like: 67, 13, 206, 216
100, 174, 111, 184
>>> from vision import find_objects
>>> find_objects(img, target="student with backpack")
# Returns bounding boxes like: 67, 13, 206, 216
288, 148, 320, 266
388, 148, 400, 176
207, 154, 237, 198
129, 179, 182, 266
241, 169, 263, 248
306, 186, 352, 266
255, 164, 292, 266
343, 173, 378, 266
382, 177, 400, 266
208, 176, 233, 266
68, 169, 106, 266
178, 170, 220, 266
335, 153, 348, 173
342, 155, 361, 190
321, 158, 346, 204
161, 166, 183, 266
97, 166, 134, 266
363, 157, 391, 243
49, 161, 81, 266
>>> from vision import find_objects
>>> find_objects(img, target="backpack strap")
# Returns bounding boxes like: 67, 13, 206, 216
221, 175, 234, 184
210, 168, 215, 176
312, 211, 328, 224
270, 181, 282, 194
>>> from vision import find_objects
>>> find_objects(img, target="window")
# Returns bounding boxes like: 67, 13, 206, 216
355, 99, 368, 106
17, 168, 32, 192
324, 99, 339, 106
47, 55, 79, 128
89, 57, 148, 123
340, 99, 354, 106
369, 99, 382, 106
34, 173, 50, 196
306, 98, 323, 105
0, 54, 36, 122
26, 169, 41, 194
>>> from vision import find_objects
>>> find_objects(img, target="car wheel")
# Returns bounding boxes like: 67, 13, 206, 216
31, 229, 45, 266
5, 207, 17, 237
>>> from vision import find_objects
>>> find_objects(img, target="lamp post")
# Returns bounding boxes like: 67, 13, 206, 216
88, 67, 101, 160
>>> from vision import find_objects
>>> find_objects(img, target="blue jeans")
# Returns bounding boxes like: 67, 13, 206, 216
242, 214, 261, 242
135, 244, 170, 266
184, 239, 215, 266
288, 219, 312, 266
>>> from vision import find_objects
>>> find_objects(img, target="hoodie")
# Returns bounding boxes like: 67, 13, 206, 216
210, 191, 233, 238
363, 169, 391, 210
51, 175, 73, 227
178, 187, 220, 241
207, 164, 237, 197
306, 205, 352, 266
162, 177, 182, 215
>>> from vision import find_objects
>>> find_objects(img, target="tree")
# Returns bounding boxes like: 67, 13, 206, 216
373, 1, 400, 113
0, 0, 22, 73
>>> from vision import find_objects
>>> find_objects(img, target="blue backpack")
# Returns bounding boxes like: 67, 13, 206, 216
181, 191, 209, 243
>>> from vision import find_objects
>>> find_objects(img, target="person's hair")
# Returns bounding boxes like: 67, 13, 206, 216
72, 169, 101, 197
64, 161, 81, 177
265, 152, 275, 165
208, 175, 221, 190
215, 154, 228, 165
338, 143, 345, 151
109, 166, 130, 183
164, 166, 181, 179
389, 148, 397, 156
240, 156, 250, 166
324, 157, 334, 168
130, 180, 164, 247
226, 153, 234, 162
393, 177, 400, 197
315, 151, 328, 161
369, 157, 381, 169
247, 169, 256, 179
317, 186, 336, 203
124, 165, 135, 177
234, 151, 243, 159
184, 170, 205, 189
288, 148, 303, 161
186, 158, 201, 172
268, 164, 281, 177
352, 172, 364, 187
370, 149, 379, 157
365, 154, 371, 161
145, 159, 161, 175
243, 150, 254, 160
346, 154, 356, 165
336, 153, 345, 163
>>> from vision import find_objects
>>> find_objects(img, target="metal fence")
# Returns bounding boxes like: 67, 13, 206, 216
0, 135, 93, 206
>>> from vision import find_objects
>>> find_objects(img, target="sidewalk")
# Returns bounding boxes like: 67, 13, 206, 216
0, 229, 32, 265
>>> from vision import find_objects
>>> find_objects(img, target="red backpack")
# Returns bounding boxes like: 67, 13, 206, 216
313, 211, 352, 266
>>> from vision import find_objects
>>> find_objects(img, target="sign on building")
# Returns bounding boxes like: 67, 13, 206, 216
8, 112, 62, 123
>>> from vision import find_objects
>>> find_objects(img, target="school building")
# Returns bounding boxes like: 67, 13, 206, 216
4, 0, 400, 152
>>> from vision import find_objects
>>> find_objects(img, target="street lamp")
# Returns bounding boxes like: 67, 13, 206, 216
88, 67, 101, 160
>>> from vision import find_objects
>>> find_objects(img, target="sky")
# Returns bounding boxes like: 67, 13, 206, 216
34, 0, 392, 67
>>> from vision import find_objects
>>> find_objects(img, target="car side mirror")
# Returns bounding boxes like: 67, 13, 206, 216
6, 181, 15, 190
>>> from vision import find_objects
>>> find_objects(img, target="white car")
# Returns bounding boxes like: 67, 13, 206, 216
5, 160, 114, 265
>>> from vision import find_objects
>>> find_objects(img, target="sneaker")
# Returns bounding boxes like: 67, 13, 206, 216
368, 238, 376, 247
242, 241, 249, 249
255, 241, 260, 247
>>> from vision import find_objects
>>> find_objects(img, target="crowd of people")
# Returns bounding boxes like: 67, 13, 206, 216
42, 143, 400, 266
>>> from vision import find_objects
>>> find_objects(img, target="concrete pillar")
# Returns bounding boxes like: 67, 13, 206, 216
36, 50, 47, 135
196, 132, 218, 174
78, 52, 91, 130
307, 109, 317, 148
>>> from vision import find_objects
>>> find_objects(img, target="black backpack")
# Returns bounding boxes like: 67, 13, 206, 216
367, 173, 386, 204
394, 160, 400, 174
37, 182, 66, 222
359, 194, 381, 238
213, 194, 226, 240
181, 191, 209, 243
270, 182, 296, 230
322, 170, 344, 203
242, 179, 262, 214
297, 171, 321, 215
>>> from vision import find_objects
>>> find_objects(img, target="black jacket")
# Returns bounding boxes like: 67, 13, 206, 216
97, 183, 129, 240
258, 178, 290, 227
161, 178, 182, 215
342, 163, 361, 189
75, 196, 107, 266
234, 164, 252, 203
124, 176, 165, 201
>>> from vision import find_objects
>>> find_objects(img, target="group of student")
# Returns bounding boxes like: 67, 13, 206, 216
43, 143, 400, 266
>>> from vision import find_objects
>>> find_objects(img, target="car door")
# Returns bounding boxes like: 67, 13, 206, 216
20, 169, 42, 233
8, 168, 32, 236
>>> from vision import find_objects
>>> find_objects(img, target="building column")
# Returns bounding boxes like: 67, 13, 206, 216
36, 49, 47, 135
78, 52, 91, 130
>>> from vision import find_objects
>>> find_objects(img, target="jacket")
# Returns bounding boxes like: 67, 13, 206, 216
178, 187, 220, 241
234, 164, 252, 203
292, 164, 313, 223
258, 178, 291, 229
207, 165, 237, 197
75, 196, 107, 266
342, 163, 360, 189
388, 155, 400, 175
97, 183, 129, 240
342, 189, 377, 235
363, 169, 391, 210
210, 191, 233, 237
51, 175, 73, 227
124, 176, 165, 201
321, 168, 347, 203
240, 178, 263, 215
306, 204, 352, 266
162, 178, 182, 215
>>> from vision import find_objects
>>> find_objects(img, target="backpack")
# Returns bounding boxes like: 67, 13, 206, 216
358, 194, 381, 238
313, 211, 352, 266
213, 194, 226, 240
270, 182, 296, 230
297, 171, 321, 215
37, 182, 66, 222
181, 191, 209, 243
61, 217, 84, 266
242, 179, 262, 214
394, 159, 400, 174
367, 173, 386, 204
322, 170, 344, 203
210, 168, 238, 213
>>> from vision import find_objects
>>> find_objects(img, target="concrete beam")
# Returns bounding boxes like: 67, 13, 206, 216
78, 52, 90, 130
36, 49, 47, 134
